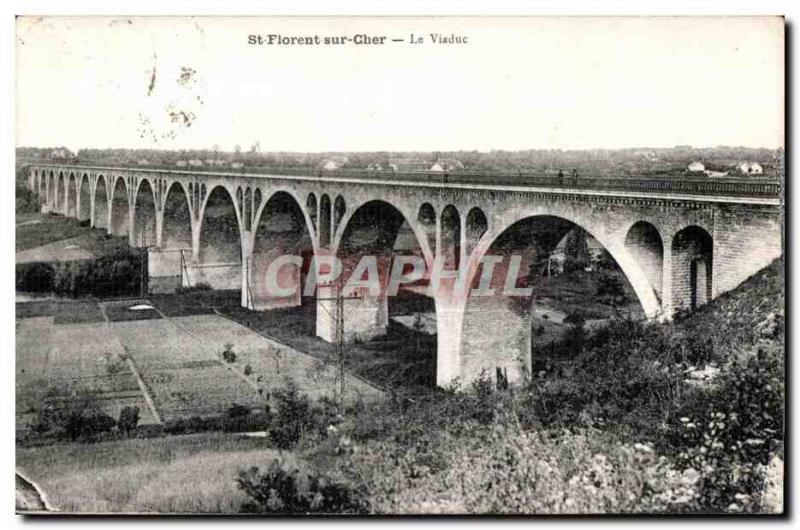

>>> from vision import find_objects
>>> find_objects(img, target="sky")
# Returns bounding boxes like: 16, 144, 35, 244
15, 16, 785, 153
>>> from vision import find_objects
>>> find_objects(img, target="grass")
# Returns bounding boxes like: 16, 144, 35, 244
16, 300, 106, 324
15, 212, 131, 255
16, 432, 287, 513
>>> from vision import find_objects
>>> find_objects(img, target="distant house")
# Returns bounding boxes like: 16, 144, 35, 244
430, 159, 465, 172
188, 159, 204, 167
50, 148, 76, 161
317, 156, 349, 171
738, 162, 763, 175
687, 161, 705, 172
318, 159, 341, 171
176, 160, 188, 167
231, 162, 244, 169
137, 159, 150, 166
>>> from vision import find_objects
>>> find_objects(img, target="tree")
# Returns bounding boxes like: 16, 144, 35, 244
118, 405, 140, 435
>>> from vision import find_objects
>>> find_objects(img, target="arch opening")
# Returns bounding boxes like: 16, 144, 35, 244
149, 182, 194, 292
319, 194, 332, 247
465, 207, 488, 257
249, 191, 315, 312
110, 177, 129, 236
48, 172, 56, 210
460, 215, 646, 386
672, 226, 713, 312
417, 203, 437, 258
94, 176, 109, 229
441, 205, 460, 270
56, 173, 66, 215
66, 174, 77, 217
196, 186, 242, 290
306, 193, 318, 233
333, 195, 346, 234
78, 174, 91, 221
331, 200, 437, 388
625, 221, 664, 302
133, 180, 157, 247
38, 173, 46, 209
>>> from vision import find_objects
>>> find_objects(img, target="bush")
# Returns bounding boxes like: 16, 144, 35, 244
236, 459, 367, 514
16, 262, 54, 292
118, 406, 140, 435
269, 381, 315, 449
227, 403, 250, 418
665, 347, 784, 512
221, 343, 237, 363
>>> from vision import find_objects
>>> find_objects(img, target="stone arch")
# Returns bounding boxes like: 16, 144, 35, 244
66, 173, 78, 217
253, 188, 262, 220
93, 175, 109, 229
78, 174, 91, 221
248, 190, 316, 311
319, 194, 332, 247
38, 171, 46, 204
465, 207, 488, 258
441, 204, 461, 270
333, 195, 346, 234
244, 187, 252, 231
326, 199, 437, 384
196, 185, 243, 290
306, 193, 318, 233
161, 181, 193, 250
625, 221, 664, 302
110, 176, 130, 236
56, 172, 66, 215
417, 202, 437, 259
671, 225, 713, 312
48, 171, 56, 209
132, 179, 157, 247
454, 212, 662, 386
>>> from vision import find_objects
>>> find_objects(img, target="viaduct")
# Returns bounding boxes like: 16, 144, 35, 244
25, 164, 783, 387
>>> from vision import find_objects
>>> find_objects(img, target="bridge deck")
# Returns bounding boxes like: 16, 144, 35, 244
27, 163, 782, 204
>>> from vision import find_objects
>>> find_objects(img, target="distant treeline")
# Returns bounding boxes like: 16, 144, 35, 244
17, 145, 783, 176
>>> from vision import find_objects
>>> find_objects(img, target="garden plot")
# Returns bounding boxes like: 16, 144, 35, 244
109, 318, 264, 421
174, 314, 384, 405
15, 316, 157, 432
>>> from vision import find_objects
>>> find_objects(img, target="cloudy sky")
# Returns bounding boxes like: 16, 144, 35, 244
15, 16, 784, 152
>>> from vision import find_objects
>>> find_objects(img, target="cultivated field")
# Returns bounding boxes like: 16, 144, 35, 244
16, 298, 383, 435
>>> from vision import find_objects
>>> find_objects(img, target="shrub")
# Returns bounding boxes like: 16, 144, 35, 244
16, 262, 54, 292
236, 459, 367, 514
227, 403, 250, 418
665, 347, 784, 512
269, 381, 314, 449
118, 406, 140, 435
243, 364, 253, 376
221, 343, 236, 363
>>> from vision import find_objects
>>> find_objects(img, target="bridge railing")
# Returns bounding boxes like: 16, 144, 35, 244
23, 162, 782, 198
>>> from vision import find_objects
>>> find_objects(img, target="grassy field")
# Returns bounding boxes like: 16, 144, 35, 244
16, 212, 130, 256
17, 433, 286, 513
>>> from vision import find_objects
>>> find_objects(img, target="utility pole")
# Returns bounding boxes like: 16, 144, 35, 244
316, 278, 362, 415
